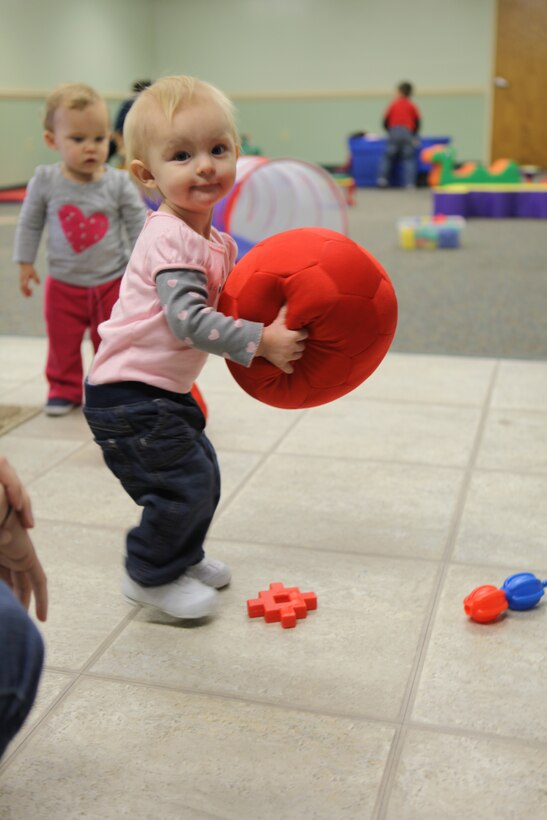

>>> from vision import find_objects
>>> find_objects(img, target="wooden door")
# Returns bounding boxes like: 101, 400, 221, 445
491, 0, 547, 166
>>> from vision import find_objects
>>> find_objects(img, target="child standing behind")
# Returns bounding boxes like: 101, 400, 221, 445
13, 83, 146, 416
377, 81, 421, 189
84, 75, 307, 621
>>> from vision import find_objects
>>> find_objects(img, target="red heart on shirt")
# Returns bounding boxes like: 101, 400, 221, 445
58, 204, 109, 253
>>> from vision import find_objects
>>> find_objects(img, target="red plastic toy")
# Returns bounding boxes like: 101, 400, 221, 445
464, 572, 546, 623
190, 383, 207, 419
247, 582, 317, 629
463, 585, 508, 623
218, 228, 397, 409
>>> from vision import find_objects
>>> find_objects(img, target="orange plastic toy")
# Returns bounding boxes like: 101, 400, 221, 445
463, 585, 508, 623
247, 582, 317, 629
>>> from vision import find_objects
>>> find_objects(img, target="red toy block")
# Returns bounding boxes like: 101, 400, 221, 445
247, 582, 317, 629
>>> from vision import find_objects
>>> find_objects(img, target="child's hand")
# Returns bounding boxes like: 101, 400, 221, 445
19, 264, 40, 297
257, 304, 308, 374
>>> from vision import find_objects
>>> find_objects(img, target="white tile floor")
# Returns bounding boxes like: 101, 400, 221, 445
0, 335, 546, 819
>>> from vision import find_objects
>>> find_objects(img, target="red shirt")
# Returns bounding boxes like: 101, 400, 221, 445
384, 97, 420, 132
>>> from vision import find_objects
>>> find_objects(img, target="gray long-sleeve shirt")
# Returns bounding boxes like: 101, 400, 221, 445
156, 268, 262, 364
13, 163, 146, 287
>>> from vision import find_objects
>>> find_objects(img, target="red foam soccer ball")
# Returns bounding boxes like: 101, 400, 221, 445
218, 228, 398, 409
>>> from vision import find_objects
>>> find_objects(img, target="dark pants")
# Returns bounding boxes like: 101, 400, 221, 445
84, 381, 221, 587
377, 126, 417, 187
0, 583, 44, 758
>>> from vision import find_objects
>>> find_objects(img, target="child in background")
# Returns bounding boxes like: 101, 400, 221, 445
84, 76, 308, 620
377, 81, 421, 189
109, 79, 153, 167
13, 83, 146, 416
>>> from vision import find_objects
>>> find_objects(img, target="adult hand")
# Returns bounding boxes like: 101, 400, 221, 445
0, 457, 48, 621
0, 455, 34, 528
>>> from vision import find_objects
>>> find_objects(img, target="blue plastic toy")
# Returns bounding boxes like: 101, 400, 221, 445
501, 572, 547, 611
464, 572, 546, 623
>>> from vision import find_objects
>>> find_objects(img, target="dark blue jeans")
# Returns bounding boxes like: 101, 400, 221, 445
84, 381, 221, 587
0, 582, 44, 758
377, 126, 417, 187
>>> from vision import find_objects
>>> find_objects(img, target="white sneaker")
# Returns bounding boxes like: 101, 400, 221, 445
122, 572, 218, 619
185, 556, 232, 589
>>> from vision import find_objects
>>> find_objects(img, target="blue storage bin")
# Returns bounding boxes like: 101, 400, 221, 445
349, 135, 451, 187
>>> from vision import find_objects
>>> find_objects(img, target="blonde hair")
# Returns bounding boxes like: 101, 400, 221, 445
43, 83, 106, 131
124, 75, 239, 166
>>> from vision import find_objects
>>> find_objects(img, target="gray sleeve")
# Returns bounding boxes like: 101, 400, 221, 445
117, 172, 146, 248
13, 173, 47, 263
156, 268, 263, 367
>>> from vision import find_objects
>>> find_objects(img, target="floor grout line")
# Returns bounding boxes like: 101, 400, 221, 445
371, 361, 501, 820
26, 661, 547, 751
5, 656, 543, 783
211, 407, 309, 515
0, 607, 139, 775
1, 339, 546, 814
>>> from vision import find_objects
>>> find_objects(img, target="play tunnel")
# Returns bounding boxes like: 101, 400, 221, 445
213, 156, 348, 258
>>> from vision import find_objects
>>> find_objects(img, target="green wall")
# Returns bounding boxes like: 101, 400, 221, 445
0, 99, 122, 185
0, 0, 495, 186
152, 0, 494, 90
0, 0, 153, 89
234, 93, 487, 167
152, 0, 494, 165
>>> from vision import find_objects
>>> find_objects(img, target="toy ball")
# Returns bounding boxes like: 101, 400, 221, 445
218, 228, 398, 409
463, 585, 508, 624
501, 572, 546, 611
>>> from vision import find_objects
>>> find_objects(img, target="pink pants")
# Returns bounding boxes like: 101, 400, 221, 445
44, 277, 121, 404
